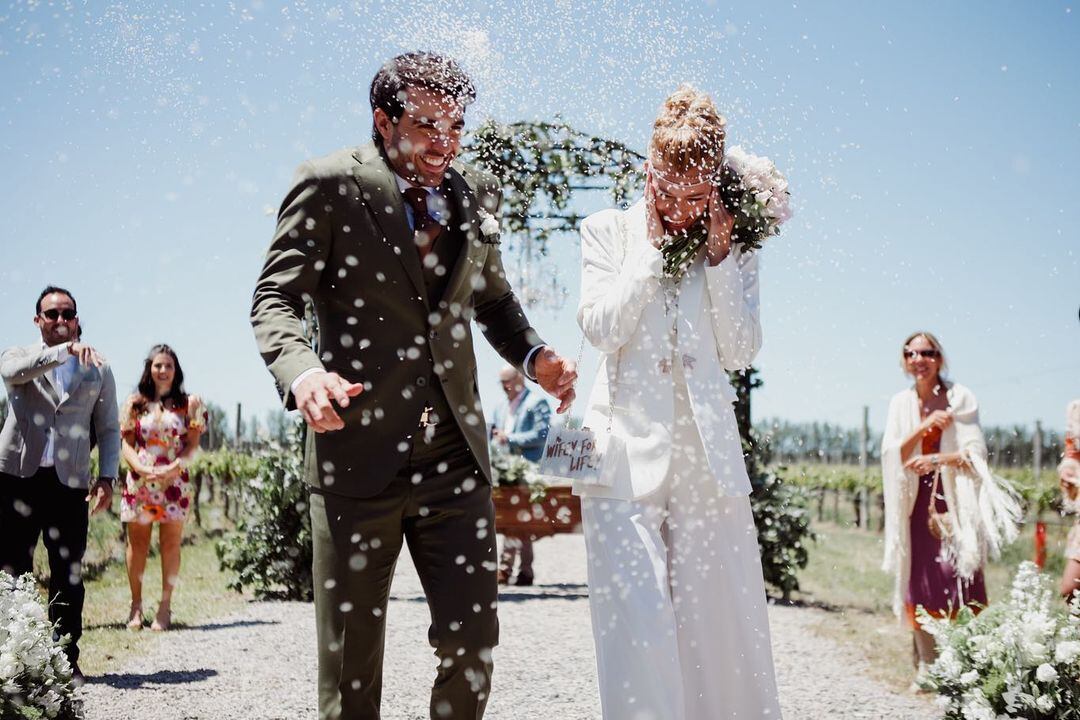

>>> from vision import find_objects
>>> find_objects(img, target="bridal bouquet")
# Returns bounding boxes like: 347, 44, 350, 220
918, 562, 1080, 719
662, 146, 792, 279
0, 572, 79, 719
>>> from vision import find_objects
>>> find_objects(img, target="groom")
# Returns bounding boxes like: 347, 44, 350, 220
251, 52, 576, 719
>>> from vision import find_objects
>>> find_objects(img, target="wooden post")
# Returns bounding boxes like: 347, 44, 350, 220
235, 402, 243, 448
1034, 420, 1043, 483
860, 406, 870, 530
859, 406, 869, 475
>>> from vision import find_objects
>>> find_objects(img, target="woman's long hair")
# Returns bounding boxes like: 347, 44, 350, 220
134, 344, 187, 413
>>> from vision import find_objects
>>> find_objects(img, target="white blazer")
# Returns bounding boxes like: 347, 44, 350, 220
573, 199, 762, 501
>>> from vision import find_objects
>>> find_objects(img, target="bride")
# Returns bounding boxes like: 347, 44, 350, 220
574, 84, 783, 719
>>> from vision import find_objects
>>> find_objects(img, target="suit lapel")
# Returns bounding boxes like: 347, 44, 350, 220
440, 166, 484, 308
37, 371, 61, 407
63, 365, 86, 405
350, 145, 427, 305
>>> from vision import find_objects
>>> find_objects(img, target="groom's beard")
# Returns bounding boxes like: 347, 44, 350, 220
383, 141, 454, 188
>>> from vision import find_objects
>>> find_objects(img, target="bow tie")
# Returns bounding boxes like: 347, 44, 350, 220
402, 187, 445, 259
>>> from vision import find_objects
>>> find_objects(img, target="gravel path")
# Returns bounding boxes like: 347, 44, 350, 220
79, 535, 936, 719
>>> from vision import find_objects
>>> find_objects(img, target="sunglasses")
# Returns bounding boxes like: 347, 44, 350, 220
40, 308, 77, 321
904, 349, 940, 360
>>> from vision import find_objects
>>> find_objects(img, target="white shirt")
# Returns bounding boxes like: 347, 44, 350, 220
40, 343, 77, 468
501, 389, 528, 434
290, 173, 544, 395
393, 173, 448, 231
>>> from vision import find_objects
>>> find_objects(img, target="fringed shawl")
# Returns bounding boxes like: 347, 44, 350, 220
880, 382, 1022, 619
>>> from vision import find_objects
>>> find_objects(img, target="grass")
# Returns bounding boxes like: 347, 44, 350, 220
791, 501, 1073, 691
31, 501, 246, 677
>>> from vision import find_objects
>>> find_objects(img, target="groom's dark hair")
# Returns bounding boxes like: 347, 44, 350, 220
370, 52, 476, 144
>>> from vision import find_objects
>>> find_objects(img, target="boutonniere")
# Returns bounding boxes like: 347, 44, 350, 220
478, 210, 501, 243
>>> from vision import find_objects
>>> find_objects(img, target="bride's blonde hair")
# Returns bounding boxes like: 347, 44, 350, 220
650, 84, 727, 176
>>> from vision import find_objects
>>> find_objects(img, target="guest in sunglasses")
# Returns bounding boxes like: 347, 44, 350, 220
0, 286, 121, 685
118, 344, 207, 631
881, 331, 1021, 689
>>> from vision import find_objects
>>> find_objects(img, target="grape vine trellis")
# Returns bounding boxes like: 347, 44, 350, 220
463, 119, 645, 309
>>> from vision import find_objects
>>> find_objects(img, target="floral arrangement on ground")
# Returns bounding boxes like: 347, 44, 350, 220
920, 561, 1080, 719
0, 572, 80, 720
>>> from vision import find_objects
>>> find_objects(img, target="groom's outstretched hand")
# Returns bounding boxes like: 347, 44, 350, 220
295, 371, 364, 433
534, 347, 577, 414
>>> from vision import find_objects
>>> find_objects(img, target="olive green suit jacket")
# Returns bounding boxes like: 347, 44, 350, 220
251, 143, 543, 497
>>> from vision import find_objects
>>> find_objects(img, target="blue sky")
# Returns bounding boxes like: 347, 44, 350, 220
1, 1, 1076, 438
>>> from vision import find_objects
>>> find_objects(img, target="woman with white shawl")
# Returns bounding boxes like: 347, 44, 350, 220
881, 331, 1022, 684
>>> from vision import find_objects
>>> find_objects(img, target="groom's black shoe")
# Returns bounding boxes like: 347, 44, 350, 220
513, 572, 534, 587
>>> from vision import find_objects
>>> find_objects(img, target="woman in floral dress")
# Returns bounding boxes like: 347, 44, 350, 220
1059, 399, 1080, 599
120, 344, 207, 631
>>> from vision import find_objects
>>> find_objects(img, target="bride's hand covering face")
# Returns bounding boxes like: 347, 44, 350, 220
646, 84, 729, 255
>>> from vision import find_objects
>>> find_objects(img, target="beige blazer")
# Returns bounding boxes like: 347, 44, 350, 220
0, 343, 121, 488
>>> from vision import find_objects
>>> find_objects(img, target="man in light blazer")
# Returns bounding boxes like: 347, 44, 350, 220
490, 365, 551, 585
490, 365, 552, 464
0, 286, 120, 682
251, 52, 576, 720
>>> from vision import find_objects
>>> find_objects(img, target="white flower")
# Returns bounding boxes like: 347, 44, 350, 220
0, 570, 75, 716
1054, 639, 1080, 664
960, 669, 981, 685
722, 145, 793, 239
935, 647, 964, 682
478, 211, 500, 237
969, 634, 1006, 668
1034, 662, 1058, 682
959, 690, 995, 720
1035, 694, 1055, 712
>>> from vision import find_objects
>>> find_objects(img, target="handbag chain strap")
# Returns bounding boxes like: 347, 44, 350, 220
562, 332, 621, 435
557, 207, 634, 435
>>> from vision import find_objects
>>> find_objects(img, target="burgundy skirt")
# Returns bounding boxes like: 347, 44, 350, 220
905, 473, 988, 627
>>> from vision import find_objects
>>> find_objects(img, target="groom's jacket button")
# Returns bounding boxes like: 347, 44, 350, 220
416, 377, 428, 387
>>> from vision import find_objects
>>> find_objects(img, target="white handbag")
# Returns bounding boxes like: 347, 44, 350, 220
538, 345, 625, 487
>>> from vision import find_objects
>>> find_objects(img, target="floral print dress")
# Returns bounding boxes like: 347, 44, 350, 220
120, 395, 207, 524
1065, 436, 1080, 562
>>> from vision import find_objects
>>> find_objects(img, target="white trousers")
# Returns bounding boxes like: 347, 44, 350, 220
581, 366, 782, 719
